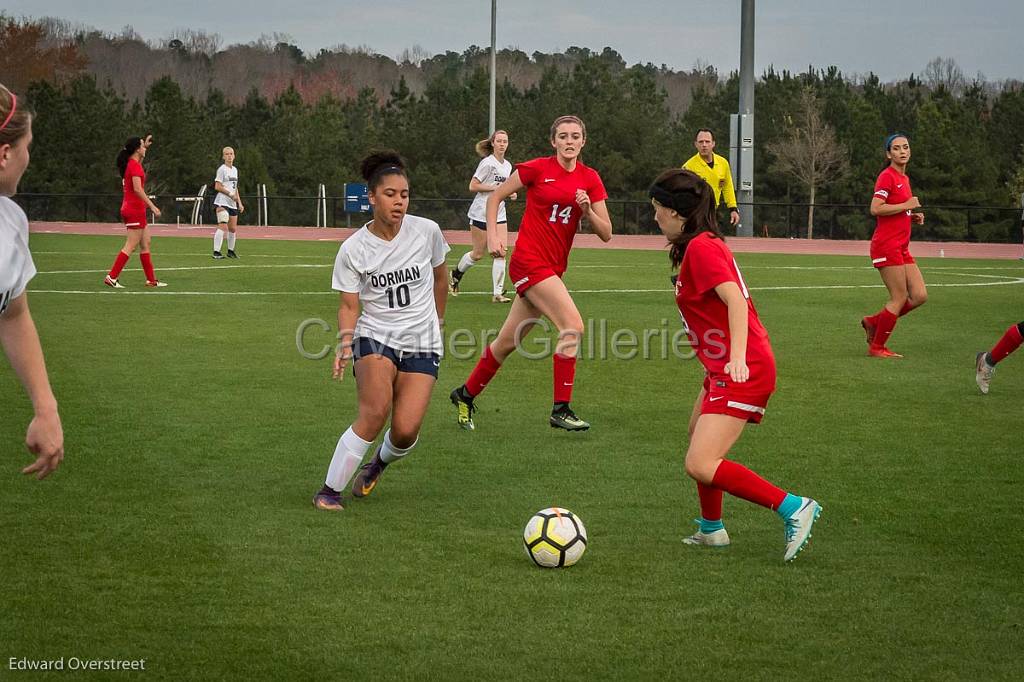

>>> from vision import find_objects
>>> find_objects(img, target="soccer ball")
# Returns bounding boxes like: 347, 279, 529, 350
523, 507, 588, 568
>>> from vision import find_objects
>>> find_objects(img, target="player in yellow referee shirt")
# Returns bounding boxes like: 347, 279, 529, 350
682, 128, 740, 227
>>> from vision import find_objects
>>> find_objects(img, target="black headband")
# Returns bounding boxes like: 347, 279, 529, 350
648, 184, 696, 215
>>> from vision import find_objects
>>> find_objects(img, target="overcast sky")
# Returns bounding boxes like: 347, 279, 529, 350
8, 1, 1023, 82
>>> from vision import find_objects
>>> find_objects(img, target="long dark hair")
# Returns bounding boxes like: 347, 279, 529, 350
648, 169, 722, 268
116, 137, 143, 178
360, 150, 407, 191
0, 83, 32, 147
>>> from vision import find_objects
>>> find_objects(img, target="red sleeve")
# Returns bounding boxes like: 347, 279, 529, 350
587, 168, 608, 203
126, 159, 144, 183
688, 238, 736, 295
515, 157, 546, 188
873, 169, 892, 200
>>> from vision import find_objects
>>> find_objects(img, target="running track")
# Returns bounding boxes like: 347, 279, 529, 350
29, 221, 1023, 260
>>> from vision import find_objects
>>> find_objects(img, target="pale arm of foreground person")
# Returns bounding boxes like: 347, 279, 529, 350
715, 281, 750, 384
0, 292, 64, 479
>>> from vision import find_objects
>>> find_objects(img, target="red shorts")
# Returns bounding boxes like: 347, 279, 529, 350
870, 241, 914, 269
701, 372, 774, 424
121, 209, 147, 230
508, 254, 563, 296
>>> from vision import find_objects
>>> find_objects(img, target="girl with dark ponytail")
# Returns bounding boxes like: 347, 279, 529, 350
648, 168, 822, 563
104, 134, 166, 288
312, 150, 451, 511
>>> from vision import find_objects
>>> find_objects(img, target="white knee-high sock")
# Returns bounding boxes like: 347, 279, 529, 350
213, 229, 225, 252
325, 427, 373, 492
492, 257, 506, 295
227, 231, 237, 250
379, 429, 417, 464
457, 251, 478, 274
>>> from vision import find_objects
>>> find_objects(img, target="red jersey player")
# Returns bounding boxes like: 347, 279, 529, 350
449, 115, 613, 431
649, 168, 821, 562
104, 135, 167, 288
975, 321, 1024, 394
860, 133, 927, 358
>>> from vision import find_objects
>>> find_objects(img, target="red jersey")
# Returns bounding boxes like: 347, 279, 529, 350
872, 166, 912, 247
122, 158, 147, 214
513, 156, 607, 274
675, 232, 775, 384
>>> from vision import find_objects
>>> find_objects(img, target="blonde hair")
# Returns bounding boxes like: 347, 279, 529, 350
0, 84, 32, 147
222, 146, 235, 156
549, 115, 586, 142
475, 130, 508, 157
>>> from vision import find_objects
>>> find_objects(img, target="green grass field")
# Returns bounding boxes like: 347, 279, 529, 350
2, 234, 1022, 680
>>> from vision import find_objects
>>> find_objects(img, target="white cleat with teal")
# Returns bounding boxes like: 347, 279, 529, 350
783, 497, 821, 562
683, 527, 731, 547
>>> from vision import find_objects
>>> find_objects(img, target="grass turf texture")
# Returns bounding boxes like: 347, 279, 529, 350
2, 233, 1022, 680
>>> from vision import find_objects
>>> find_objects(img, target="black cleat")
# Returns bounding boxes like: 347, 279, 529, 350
213, 250, 225, 260
550, 404, 590, 431
227, 250, 239, 259
450, 386, 476, 430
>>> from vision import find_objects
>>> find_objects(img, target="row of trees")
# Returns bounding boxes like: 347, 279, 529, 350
5, 16, 1024, 240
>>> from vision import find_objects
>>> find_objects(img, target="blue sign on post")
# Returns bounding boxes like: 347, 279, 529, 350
343, 183, 370, 213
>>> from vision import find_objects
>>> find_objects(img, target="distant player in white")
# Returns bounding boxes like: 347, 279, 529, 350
449, 130, 515, 302
0, 82, 65, 479
313, 151, 450, 511
212, 146, 244, 259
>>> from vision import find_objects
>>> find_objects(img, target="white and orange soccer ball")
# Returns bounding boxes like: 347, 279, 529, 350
523, 507, 588, 568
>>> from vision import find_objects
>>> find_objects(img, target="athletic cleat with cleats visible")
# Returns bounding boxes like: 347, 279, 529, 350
682, 524, 731, 547
103, 275, 125, 289
867, 345, 902, 359
492, 294, 512, 303
145, 280, 168, 288
861, 316, 876, 345
227, 250, 239, 259
783, 497, 821, 562
213, 250, 225, 260
351, 451, 386, 498
975, 351, 994, 395
550, 405, 590, 431
448, 270, 461, 296
312, 492, 344, 511
450, 386, 475, 430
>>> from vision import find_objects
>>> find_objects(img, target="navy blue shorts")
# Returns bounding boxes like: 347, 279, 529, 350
216, 206, 239, 217
353, 337, 440, 378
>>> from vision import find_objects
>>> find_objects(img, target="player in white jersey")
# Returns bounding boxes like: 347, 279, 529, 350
0, 83, 65, 480
449, 130, 515, 302
313, 151, 450, 511
212, 146, 244, 259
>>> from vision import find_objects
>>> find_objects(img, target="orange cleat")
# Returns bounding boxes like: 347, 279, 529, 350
867, 345, 903, 359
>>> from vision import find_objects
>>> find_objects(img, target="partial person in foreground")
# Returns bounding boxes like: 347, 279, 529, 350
0, 83, 65, 479
975, 322, 1023, 394
212, 146, 244, 259
649, 168, 820, 562
449, 115, 612, 433
104, 135, 167, 288
450, 130, 514, 302
861, 133, 926, 358
313, 151, 449, 511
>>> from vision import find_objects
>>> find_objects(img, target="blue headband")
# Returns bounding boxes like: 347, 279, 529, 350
885, 133, 908, 151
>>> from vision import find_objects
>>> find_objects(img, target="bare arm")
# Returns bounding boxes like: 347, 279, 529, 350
0, 293, 64, 478
487, 171, 525, 257
433, 263, 448, 326
714, 281, 750, 383
870, 196, 921, 217
584, 199, 613, 242
131, 176, 160, 215
332, 292, 361, 381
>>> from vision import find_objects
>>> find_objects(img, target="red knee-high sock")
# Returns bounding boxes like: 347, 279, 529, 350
140, 252, 156, 282
697, 482, 723, 521
990, 323, 1024, 364
465, 345, 502, 397
553, 353, 576, 404
898, 301, 915, 317
108, 250, 130, 279
710, 459, 787, 511
871, 309, 898, 349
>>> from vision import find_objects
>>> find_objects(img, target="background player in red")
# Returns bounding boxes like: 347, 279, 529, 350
0, 82, 65, 479
449, 115, 612, 432
104, 135, 167, 288
649, 168, 820, 562
861, 133, 926, 358
975, 322, 1023, 394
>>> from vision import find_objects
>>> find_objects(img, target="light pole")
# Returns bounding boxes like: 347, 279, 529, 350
489, 0, 497, 134
731, 0, 755, 237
